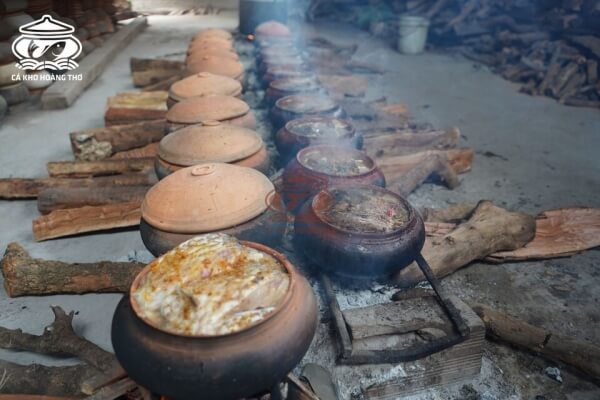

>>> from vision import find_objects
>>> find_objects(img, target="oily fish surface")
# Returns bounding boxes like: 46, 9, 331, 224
132, 234, 289, 336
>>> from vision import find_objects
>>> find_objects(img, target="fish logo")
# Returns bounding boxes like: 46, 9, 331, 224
12, 14, 82, 71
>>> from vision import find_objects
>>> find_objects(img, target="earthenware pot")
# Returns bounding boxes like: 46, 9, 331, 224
258, 55, 304, 75
271, 94, 345, 130
167, 72, 242, 107
140, 163, 286, 256
186, 48, 239, 62
294, 185, 426, 278
165, 95, 256, 132
265, 76, 323, 106
155, 121, 270, 178
192, 28, 233, 41
262, 65, 312, 86
282, 145, 384, 212
112, 241, 318, 400
184, 56, 244, 82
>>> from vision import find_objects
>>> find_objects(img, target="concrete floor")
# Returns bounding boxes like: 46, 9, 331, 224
0, 14, 599, 399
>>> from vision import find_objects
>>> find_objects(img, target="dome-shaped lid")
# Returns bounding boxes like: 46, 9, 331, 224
169, 72, 242, 102
193, 28, 233, 41
158, 121, 263, 166
270, 76, 320, 92
185, 56, 244, 80
166, 95, 250, 124
286, 117, 354, 139
187, 48, 239, 61
189, 36, 233, 49
142, 163, 275, 233
275, 95, 337, 114
255, 21, 291, 36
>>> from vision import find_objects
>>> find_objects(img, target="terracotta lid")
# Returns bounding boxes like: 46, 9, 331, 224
270, 76, 320, 92
275, 95, 337, 114
187, 48, 239, 61
158, 122, 263, 166
185, 56, 244, 80
166, 95, 250, 124
255, 21, 291, 36
193, 28, 232, 41
142, 163, 275, 233
169, 72, 242, 102
188, 36, 233, 50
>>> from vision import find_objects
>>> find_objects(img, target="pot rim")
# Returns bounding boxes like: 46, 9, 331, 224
295, 144, 377, 178
284, 117, 355, 140
310, 184, 418, 238
275, 94, 338, 114
129, 240, 297, 339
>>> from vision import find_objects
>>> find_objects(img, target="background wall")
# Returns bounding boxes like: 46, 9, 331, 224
131, 0, 239, 11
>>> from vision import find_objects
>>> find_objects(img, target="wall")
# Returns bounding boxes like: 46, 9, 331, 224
131, 0, 239, 11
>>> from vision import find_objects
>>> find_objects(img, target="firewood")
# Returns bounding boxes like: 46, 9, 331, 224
0, 173, 156, 199
421, 202, 478, 223
563, 97, 600, 108
389, 153, 460, 196
586, 59, 598, 84
552, 62, 580, 97
364, 128, 461, 158
32, 201, 142, 241
559, 70, 587, 102
142, 74, 181, 92
69, 120, 166, 161
537, 62, 563, 95
47, 158, 154, 178
472, 304, 600, 381
394, 201, 536, 287
110, 142, 160, 159
377, 149, 474, 181
133, 70, 181, 88
37, 186, 150, 214
81, 378, 137, 400
104, 91, 168, 126
130, 57, 184, 88
1, 242, 144, 296
130, 57, 184, 72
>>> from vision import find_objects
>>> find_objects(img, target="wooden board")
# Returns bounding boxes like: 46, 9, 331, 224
41, 17, 148, 109
104, 90, 168, 126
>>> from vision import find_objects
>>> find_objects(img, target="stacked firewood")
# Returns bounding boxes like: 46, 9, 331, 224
307, 0, 600, 108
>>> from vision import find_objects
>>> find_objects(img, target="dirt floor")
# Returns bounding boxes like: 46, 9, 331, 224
0, 14, 599, 400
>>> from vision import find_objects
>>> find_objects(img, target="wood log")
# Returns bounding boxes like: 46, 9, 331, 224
394, 201, 536, 287
82, 378, 137, 400
472, 304, 600, 381
142, 74, 181, 92
364, 128, 461, 158
552, 62, 579, 97
104, 91, 168, 126
1, 242, 144, 296
47, 157, 154, 178
421, 203, 478, 223
37, 186, 150, 214
378, 148, 474, 182
110, 142, 160, 159
130, 57, 184, 88
130, 57, 184, 72
69, 119, 166, 161
32, 201, 142, 241
0, 173, 156, 199
586, 59, 598, 84
390, 154, 460, 196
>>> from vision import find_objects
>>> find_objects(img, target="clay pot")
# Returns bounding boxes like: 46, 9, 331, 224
184, 55, 244, 82
282, 145, 385, 212
140, 163, 286, 256
275, 117, 363, 165
112, 239, 317, 400
258, 55, 304, 75
262, 65, 312, 86
155, 121, 270, 178
188, 37, 234, 53
167, 72, 242, 107
186, 48, 239, 62
294, 185, 426, 279
265, 76, 323, 106
271, 94, 345, 130
255, 21, 291, 37
192, 28, 233, 41
165, 95, 256, 132
258, 45, 299, 62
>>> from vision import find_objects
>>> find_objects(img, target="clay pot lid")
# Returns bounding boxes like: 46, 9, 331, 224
158, 121, 263, 166
275, 95, 337, 114
169, 72, 242, 102
193, 28, 233, 40
255, 21, 291, 37
166, 95, 250, 124
187, 48, 239, 61
185, 56, 244, 80
188, 36, 233, 49
312, 185, 413, 235
297, 145, 375, 177
270, 76, 320, 92
286, 117, 354, 139
142, 163, 275, 233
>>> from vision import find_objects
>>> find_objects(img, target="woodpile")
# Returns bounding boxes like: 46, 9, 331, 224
307, 0, 600, 108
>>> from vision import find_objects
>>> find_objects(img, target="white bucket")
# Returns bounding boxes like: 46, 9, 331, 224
397, 15, 430, 54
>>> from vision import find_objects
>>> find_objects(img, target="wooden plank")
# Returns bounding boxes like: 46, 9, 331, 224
320, 274, 353, 359
104, 91, 168, 126
41, 17, 148, 110
47, 157, 154, 178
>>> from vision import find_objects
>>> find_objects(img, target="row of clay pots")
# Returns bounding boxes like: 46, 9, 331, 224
184, 29, 244, 83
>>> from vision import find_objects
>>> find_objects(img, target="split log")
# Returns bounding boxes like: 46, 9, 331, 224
378, 148, 474, 182
110, 142, 160, 159
317, 74, 368, 98
389, 154, 460, 196
82, 378, 137, 400
424, 221, 457, 237
364, 128, 460, 158
472, 304, 600, 381
47, 158, 154, 178
69, 120, 166, 161
0, 173, 156, 199
1, 242, 144, 296
32, 201, 142, 241
133, 69, 182, 88
142, 74, 181, 92
130, 57, 184, 72
421, 202, 477, 223
104, 91, 168, 126
130, 58, 184, 88
394, 201, 536, 287
37, 186, 150, 214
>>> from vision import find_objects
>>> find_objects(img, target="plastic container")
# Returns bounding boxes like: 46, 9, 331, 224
397, 15, 430, 54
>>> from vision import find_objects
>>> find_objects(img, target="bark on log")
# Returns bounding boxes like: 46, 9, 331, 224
32, 201, 142, 241
1, 242, 144, 296
37, 186, 150, 214
0, 173, 156, 199
472, 304, 600, 381
394, 201, 536, 287
390, 154, 460, 196
69, 120, 166, 161
47, 158, 154, 178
